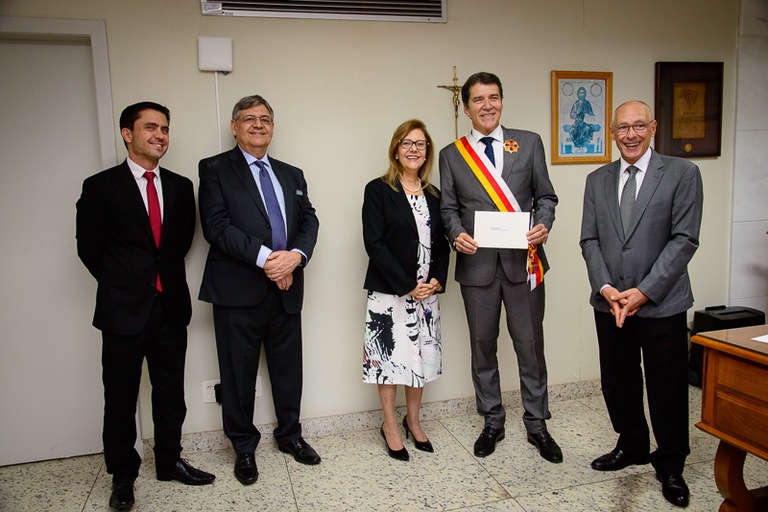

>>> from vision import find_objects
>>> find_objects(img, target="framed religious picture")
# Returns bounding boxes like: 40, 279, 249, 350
655, 62, 723, 157
551, 70, 612, 164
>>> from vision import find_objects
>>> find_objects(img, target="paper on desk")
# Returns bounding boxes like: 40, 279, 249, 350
751, 334, 768, 343
474, 211, 530, 249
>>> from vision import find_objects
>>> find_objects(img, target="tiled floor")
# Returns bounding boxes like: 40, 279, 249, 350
2, 386, 767, 511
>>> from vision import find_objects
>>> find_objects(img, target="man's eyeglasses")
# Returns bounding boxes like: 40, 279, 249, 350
239, 115, 273, 126
399, 139, 429, 151
613, 121, 654, 136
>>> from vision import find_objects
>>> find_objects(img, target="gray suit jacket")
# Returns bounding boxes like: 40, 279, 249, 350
439, 127, 557, 286
579, 150, 703, 317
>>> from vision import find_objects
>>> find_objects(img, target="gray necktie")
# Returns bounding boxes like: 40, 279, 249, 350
620, 165, 639, 234
254, 160, 287, 251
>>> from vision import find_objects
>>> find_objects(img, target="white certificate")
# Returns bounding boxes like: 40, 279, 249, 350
474, 211, 530, 249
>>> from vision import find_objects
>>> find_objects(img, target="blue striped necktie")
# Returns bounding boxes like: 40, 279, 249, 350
254, 161, 287, 251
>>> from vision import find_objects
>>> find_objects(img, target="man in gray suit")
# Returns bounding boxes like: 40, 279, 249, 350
580, 100, 703, 508
440, 72, 562, 463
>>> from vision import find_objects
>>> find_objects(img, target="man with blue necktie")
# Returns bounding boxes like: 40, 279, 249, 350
439, 72, 562, 463
198, 95, 320, 485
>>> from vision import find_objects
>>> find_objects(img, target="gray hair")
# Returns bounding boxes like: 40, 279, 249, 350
231, 95, 274, 121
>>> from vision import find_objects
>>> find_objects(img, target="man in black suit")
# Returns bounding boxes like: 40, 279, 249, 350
198, 95, 320, 485
76, 102, 214, 511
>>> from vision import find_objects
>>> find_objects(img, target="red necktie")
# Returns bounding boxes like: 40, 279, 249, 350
144, 171, 162, 292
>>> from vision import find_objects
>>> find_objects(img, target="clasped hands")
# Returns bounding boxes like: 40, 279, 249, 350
453, 223, 549, 254
409, 278, 442, 301
264, 250, 302, 291
601, 286, 649, 328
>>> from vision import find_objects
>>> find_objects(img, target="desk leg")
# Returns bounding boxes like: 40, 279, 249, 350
714, 441, 768, 511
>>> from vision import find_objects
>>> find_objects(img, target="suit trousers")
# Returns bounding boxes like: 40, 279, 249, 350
213, 284, 303, 454
460, 258, 550, 433
101, 294, 187, 480
594, 310, 690, 475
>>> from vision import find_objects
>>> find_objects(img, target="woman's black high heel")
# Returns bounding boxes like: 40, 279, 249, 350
380, 425, 409, 461
402, 415, 434, 452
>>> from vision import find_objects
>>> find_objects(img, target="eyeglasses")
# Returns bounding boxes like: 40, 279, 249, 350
399, 139, 429, 151
239, 115, 273, 126
613, 121, 653, 136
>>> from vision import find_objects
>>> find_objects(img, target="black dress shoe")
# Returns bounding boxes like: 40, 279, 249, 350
591, 448, 650, 471
527, 430, 563, 463
657, 472, 690, 508
403, 415, 434, 453
156, 458, 215, 485
474, 425, 505, 457
278, 437, 321, 465
380, 425, 409, 461
109, 478, 135, 511
234, 452, 258, 485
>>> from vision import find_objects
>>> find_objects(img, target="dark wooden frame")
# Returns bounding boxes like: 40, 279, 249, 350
654, 62, 723, 157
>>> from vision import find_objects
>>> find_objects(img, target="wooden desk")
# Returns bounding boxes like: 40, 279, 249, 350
692, 325, 768, 511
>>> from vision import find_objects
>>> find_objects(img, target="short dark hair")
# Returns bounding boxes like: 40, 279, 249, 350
461, 72, 504, 105
231, 95, 274, 121
119, 101, 170, 132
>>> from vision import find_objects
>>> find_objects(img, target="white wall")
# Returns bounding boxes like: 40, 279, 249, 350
730, 0, 768, 313
0, 0, 739, 439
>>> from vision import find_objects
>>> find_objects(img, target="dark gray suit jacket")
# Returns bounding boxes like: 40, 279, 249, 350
580, 150, 703, 317
439, 127, 558, 286
198, 146, 319, 314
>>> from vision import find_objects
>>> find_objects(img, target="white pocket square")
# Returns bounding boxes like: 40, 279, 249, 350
295, 190, 303, 196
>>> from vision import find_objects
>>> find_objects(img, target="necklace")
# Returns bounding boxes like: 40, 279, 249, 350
400, 178, 423, 193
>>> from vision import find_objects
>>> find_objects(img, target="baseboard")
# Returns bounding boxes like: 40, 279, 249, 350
143, 379, 602, 458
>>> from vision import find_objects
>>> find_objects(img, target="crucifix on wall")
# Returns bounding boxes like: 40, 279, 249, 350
437, 66, 462, 139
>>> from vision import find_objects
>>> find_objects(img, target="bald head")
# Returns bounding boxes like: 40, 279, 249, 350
610, 100, 657, 164
612, 101, 653, 128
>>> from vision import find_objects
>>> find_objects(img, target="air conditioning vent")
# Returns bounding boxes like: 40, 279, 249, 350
201, 1, 446, 23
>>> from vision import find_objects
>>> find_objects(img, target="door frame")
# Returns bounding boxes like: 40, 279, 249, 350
0, 16, 116, 168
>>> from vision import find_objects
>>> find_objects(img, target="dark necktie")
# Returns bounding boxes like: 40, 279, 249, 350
254, 161, 287, 251
143, 171, 162, 292
620, 165, 638, 234
480, 136, 496, 167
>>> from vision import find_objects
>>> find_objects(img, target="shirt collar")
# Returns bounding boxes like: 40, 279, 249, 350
620, 148, 653, 174
468, 125, 504, 144
238, 146, 271, 169
126, 157, 159, 180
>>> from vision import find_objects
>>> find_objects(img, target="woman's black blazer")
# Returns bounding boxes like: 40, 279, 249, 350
362, 177, 450, 296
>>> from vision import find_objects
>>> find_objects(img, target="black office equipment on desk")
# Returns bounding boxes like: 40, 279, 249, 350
688, 305, 765, 386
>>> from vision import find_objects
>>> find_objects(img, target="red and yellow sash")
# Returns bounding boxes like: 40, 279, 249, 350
455, 137, 544, 289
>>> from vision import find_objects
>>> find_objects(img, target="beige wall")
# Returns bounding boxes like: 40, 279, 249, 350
0, 0, 739, 438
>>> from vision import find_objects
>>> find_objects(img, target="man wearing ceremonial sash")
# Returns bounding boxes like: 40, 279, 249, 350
439, 72, 562, 463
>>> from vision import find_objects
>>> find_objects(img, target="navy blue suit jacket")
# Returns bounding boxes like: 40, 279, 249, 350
198, 146, 319, 314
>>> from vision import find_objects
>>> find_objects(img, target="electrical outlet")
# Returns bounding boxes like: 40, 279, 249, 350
202, 380, 220, 404
255, 375, 263, 398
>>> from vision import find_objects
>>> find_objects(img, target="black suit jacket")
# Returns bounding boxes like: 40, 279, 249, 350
76, 161, 196, 336
362, 178, 450, 296
198, 146, 319, 313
